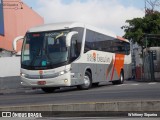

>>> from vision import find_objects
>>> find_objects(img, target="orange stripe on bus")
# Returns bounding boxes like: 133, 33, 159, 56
117, 36, 126, 41
106, 57, 114, 79
117, 36, 129, 42
114, 54, 125, 77
110, 54, 125, 80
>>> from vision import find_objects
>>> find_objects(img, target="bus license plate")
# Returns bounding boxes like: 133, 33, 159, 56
37, 81, 46, 85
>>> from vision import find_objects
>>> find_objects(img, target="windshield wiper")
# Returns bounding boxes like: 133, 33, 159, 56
30, 49, 41, 66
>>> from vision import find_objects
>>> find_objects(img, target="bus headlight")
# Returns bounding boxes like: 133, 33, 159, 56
20, 73, 26, 77
20, 73, 29, 78
58, 69, 70, 76
60, 71, 65, 75
64, 79, 68, 83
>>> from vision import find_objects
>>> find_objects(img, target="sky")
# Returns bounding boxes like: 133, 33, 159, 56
22, 0, 146, 36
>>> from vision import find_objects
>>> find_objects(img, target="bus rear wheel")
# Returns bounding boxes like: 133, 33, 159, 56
77, 71, 92, 90
119, 71, 124, 84
41, 87, 57, 93
112, 71, 124, 85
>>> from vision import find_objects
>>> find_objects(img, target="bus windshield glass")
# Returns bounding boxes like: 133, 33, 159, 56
21, 30, 70, 69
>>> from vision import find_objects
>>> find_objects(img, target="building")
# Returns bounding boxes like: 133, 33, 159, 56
143, 47, 160, 81
0, 0, 44, 57
131, 42, 143, 79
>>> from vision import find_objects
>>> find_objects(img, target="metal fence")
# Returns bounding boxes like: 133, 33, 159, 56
143, 49, 160, 81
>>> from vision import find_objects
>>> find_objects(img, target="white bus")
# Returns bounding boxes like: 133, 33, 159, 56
20, 22, 131, 93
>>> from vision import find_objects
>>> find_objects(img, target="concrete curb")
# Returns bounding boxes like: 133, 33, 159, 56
0, 100, 160, 111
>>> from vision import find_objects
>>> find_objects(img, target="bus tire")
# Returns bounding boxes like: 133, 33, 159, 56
118, 71, 124, 84
112, 71, 124, 85
41, 87, 56, 93
77, 71, 92, 90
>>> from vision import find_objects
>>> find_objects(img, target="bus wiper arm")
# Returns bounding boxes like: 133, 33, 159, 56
30, 49, 41, 66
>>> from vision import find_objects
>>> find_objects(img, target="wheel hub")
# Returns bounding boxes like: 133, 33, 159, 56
84, 76, 90, 87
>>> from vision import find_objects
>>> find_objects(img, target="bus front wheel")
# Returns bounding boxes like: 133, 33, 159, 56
77, 71, 92, 90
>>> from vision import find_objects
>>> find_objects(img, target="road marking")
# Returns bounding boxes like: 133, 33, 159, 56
131, 84, 139, 86
116, 85, 123, 86
115, 83, 140, 87
116, 84, 127, 86
115, 82, 159, 87
148, 82, 157, 85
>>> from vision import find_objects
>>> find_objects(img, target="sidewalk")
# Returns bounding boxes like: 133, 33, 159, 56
0, 87, 31, 95
135, 78, 160, 82
0, 76, 27, 94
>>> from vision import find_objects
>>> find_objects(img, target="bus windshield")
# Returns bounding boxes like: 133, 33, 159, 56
21, 30, 70, 70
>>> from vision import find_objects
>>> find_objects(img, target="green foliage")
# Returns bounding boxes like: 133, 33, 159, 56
122, 11, 160, 47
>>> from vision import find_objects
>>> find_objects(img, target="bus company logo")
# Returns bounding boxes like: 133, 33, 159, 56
87, 52, 97, 62
39, 70, 43, 74
87, 53, 111, 63
93, 52, 96, 61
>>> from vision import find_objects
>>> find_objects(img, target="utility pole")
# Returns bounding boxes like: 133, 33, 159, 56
145, 34, 147, 49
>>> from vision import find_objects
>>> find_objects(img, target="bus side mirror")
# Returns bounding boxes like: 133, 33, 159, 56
13, 36, 24, 51
13, 36, 24, 55
66, 31, 78, 47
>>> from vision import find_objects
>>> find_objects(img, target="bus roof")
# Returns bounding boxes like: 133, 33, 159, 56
117, 36, 130, 43
28, 22, 129, 42
28, 22, 85, 32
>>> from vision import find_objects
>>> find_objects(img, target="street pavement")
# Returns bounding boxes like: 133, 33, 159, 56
0, 80, 160, 107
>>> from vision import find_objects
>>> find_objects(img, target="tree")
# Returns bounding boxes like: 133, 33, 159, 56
122, 11, 160, 47
145, 0, 160, 14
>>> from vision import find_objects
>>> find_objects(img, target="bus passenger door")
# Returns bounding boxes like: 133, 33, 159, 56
70, 35, 79, 61
70, 34, 81, 85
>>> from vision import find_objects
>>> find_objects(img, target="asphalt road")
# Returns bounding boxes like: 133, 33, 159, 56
0, 80, 160, 107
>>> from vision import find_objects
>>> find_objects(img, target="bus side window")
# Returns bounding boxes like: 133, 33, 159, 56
71, 35, 79, 60
84, 29, 95, 53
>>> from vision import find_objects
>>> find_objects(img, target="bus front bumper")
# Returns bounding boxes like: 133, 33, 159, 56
20, 72, 71, 88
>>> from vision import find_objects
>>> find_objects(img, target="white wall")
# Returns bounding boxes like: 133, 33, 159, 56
0, 57, 20, 77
